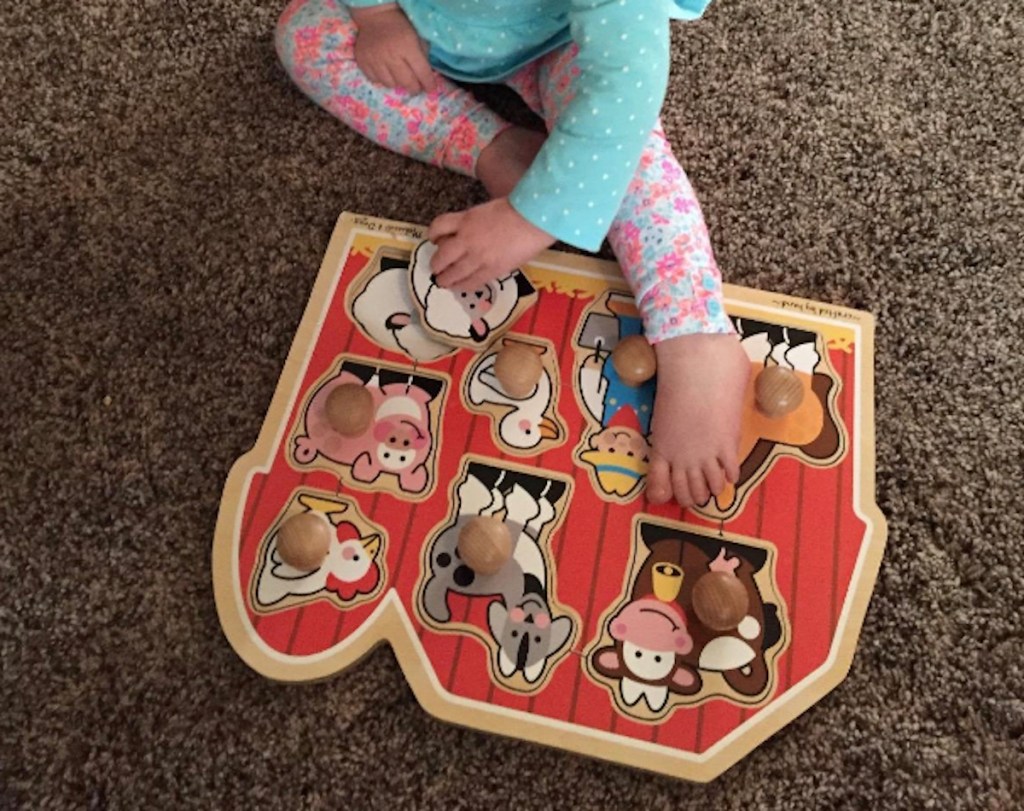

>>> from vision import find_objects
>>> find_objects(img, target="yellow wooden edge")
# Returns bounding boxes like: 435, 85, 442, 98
212, 211, 888, 782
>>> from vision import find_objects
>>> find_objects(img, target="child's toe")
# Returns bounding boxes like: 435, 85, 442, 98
672, 470, 695, 509
646, 456, 672, 503
686, 467, 710, 506
720, 449, 740, 484
703, 461, 726, 497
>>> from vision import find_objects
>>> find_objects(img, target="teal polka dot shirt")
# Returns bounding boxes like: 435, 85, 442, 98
346, 0, 713, 251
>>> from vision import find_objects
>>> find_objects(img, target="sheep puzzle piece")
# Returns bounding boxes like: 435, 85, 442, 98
213, 213, 887, 782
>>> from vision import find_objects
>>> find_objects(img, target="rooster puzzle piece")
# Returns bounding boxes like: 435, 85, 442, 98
253, 494, 384, 609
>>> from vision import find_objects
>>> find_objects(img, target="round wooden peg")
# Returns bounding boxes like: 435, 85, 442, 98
755, 365, 805, 418
276, 512, 331, 570
457, 516, 512, 576
494, 343, 544, 399
325, 383, 374, 436
611, 335, 657, 387
691, 571, 750, 632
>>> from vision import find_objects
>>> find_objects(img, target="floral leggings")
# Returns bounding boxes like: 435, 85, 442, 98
276, 0, 732, 342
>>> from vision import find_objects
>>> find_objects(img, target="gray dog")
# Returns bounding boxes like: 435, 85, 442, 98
420, 462, 574, 684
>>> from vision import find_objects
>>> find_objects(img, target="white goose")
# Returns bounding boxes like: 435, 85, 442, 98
468, 353, 560, 450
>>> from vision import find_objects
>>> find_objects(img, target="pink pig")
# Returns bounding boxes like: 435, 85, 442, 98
294, 370, 434, 494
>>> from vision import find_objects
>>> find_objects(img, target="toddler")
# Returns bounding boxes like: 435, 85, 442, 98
275, 0, 750, 509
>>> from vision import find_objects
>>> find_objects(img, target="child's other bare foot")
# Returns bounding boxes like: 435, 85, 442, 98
646, 334, 750, 509
476, 126, 546, 199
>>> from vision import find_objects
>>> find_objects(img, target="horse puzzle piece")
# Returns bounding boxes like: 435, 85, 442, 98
213, 213, 886, 782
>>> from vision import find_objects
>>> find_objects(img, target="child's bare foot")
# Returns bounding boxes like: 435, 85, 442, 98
476, 126, 547, 199
646, 334, 751, 509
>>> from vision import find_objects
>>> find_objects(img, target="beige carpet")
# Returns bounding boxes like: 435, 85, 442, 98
2, 0, 1022, 808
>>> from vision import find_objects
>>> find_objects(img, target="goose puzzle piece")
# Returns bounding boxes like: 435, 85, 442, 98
213, 213, 887, 782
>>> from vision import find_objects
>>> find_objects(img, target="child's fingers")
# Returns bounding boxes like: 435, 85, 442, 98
375, 62, 398, 90
449, 274, 479, 294
389, 59, 418, 94
428, 213, 462, 244
435, 260, 479, 289
451, 271, 491, 294
405, 53, 435, 94
430, 237, 467, 274
361, 59, 380, 86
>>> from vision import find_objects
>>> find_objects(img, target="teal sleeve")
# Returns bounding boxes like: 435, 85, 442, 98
508, 0, 671, 251
344, 0, 399, 7
666, 0, 712, 20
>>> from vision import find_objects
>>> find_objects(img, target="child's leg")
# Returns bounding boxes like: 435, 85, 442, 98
506, 46, 750, 508
506, 46, 730, 339
275, 0, 508, 177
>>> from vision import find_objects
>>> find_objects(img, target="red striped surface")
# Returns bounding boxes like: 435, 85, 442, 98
233, 246, 867, 755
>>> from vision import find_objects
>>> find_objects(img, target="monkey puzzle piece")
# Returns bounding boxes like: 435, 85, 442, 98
276, 512, 332, 571
324, 382, 374, 437
611, 334, 657, 387
691, 571, 750, 632
755, 366, 805, 418
493, 342, 544, 399
457, 515, 513, 576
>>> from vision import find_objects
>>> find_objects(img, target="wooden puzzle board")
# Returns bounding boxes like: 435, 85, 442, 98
213, 213, 887, 782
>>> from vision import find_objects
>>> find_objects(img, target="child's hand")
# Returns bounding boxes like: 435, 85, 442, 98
352, 4, 436, 95
427, 199, 555, 291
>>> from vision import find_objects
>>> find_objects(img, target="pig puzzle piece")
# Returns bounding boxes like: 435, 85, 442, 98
213, 213, 887, 782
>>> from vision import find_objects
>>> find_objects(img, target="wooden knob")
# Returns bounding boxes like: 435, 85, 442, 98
755, 366, 805, 418
276, 512, 331, 570
691, 571, 749, 632
611, 335, 657, 387
494, 343, 543, 399
457, 516, 512, 576
325, 383, 374, 436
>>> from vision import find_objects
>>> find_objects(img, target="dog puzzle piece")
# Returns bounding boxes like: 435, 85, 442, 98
691, 571, 750, 632
276, 512, 332, 571
325, 383, 374, 437
611, 334, 657, 387
457, 515, 512, 576
755, 366, 805, 418
493, 342, 544, 399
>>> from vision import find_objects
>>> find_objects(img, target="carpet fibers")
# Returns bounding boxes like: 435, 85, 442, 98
2, 1, 1022, 808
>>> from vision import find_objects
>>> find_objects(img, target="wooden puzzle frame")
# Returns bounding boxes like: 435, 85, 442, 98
213, 213, 887, 782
